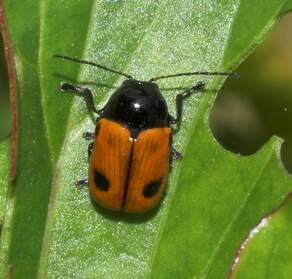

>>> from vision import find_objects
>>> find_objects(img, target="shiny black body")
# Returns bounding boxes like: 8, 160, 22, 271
102, 79, 169, 132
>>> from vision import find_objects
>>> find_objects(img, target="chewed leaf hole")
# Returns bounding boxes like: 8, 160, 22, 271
209, 13, 292, 173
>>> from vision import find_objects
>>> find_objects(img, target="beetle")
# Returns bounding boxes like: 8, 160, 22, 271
54, 54, 231, 213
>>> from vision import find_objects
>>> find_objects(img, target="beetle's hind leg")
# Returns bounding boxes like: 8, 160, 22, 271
88, 142, 94, 159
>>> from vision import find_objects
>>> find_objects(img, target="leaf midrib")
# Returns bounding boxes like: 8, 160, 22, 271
37, 1, 163, 277
36, 0, 97, 276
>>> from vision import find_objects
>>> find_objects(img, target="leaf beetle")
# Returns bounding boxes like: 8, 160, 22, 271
54, 55, 231, 213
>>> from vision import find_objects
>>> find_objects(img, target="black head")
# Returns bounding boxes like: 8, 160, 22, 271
103, 79, 168, 134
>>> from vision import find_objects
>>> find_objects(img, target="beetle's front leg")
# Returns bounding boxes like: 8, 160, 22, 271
59, 82, 104, 116
168, 81, 206, 129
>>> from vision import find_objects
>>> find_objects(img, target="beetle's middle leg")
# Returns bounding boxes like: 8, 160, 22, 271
170, 148, 182, 161
74, 142, 94, 187
83, 132, 95, 140
88, 142, 94, 159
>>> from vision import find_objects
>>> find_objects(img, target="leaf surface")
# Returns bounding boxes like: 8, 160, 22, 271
230, 195, 292, 279
0, 1, 291, 278
0, 139, 9, 222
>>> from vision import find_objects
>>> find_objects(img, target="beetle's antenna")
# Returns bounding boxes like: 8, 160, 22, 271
149, 71, 236, 82
53, 54, 133, 79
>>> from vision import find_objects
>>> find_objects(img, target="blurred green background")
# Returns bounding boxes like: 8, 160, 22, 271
0, 13, 292, 171
210, 12, 292, 173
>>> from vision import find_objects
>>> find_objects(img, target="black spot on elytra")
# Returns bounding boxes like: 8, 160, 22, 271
143, 178, 163, 198
94, 169, 109, 191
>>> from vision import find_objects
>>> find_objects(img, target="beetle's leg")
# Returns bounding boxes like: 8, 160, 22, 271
75, 178, 88, 187
74, 143, 93, 187
168, 114, 176, 125
169, 81, 206, 129
88, 142, 94, 159
83, 132, 95, 140
59, 82, 104, 115
170, 147, 182, 162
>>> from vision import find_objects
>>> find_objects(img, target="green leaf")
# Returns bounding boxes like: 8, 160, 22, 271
1, 1, 291, 278
0, 139, 10, 277
281, 0, 292, 14
0, 139, 9, 222
230, 195, 292, 279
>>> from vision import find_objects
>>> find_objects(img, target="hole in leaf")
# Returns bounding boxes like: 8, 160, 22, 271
210, 13, 292, 173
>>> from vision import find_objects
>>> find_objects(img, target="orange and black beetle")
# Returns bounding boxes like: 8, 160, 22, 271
55, 55, 231, 213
